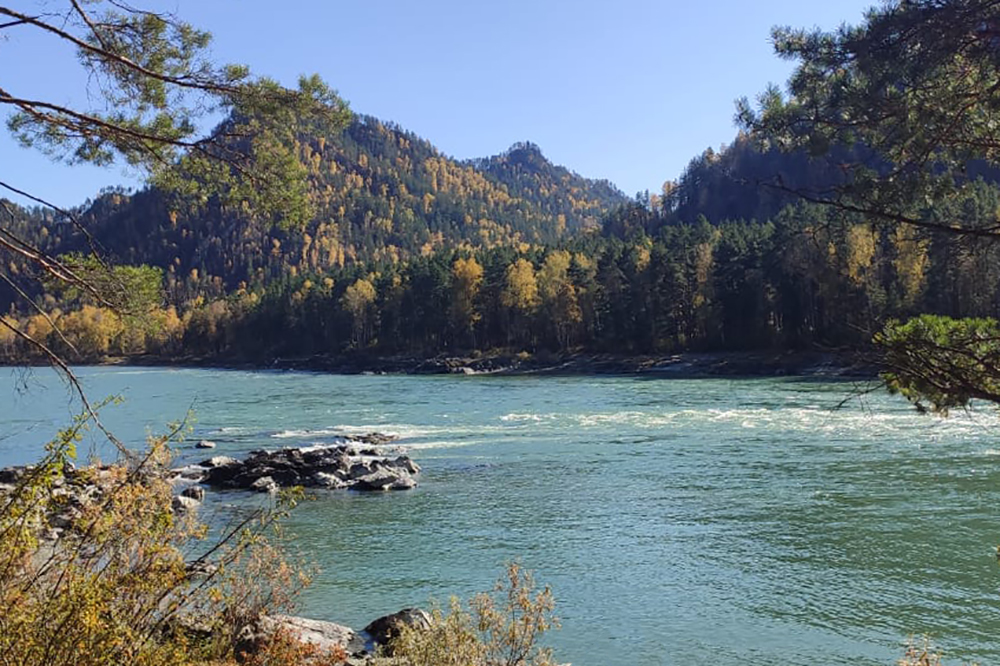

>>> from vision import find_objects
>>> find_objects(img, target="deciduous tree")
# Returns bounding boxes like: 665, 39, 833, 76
341, 277, 377, 348
450, 255, 484, 348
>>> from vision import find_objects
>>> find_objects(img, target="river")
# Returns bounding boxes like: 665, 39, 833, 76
2, 366, 999, 665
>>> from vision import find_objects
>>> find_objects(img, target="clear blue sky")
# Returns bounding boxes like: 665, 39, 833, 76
1, 0, 875, 208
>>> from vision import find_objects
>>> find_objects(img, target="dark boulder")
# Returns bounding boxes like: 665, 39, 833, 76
181, 485, 205, 501
172, 494, 201, 514
363, 608, 433, 653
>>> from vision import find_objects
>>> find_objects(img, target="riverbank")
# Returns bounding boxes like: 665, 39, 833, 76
0, 442, 434, 665
78, 349, 878, 378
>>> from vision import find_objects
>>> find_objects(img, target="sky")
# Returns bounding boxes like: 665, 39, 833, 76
0, 0, 876, 208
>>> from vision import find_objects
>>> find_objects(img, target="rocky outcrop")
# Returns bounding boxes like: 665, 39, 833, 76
0, 462, 200, 543
0, 464, 117, 533
181, 442, 420, 493
181, 485, 205, 501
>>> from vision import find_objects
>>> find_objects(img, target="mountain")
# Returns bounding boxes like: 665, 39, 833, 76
0, 115, 627, 306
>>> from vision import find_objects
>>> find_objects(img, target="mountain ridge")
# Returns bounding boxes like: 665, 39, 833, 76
1, 112, 629, 307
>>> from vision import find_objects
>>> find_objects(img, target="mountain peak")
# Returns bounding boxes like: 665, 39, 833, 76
500, 141, 548, 169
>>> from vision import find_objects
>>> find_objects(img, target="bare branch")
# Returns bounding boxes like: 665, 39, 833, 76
0, 16, 34, 29
753, 177, 1000, 238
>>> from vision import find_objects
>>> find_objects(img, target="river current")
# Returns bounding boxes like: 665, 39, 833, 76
2, 366, 1000, 665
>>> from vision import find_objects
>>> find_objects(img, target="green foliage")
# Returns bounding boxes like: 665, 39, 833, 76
153, 75, 351, 230
50, 253, 164, 313
6, 5, 220, 168
3, 3, 349, 231
732, 0, 1000, 413
877, 315, 1000, 414
2, 115, 626, 311
737, 0, 1000, 237
0, 1, 354, 380
6, 198, 971, 360
17, 1, 1000, 385
11, 171, 1000, 365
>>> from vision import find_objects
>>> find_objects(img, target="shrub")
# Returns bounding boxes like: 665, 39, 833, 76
0, 408, 309, 666
391, 561, 562, 666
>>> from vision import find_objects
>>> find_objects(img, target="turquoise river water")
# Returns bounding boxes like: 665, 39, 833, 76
2, 366, 1000, 665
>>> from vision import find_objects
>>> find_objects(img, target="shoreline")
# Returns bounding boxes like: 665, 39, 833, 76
11, 349, 880, 379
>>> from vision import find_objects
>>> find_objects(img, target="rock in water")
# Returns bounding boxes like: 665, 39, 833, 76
250, 476, 279, 494
391, 456, 421, 475
195, 440, 216, 449
353, 468, 416, 491
172, 495, 201, 514
363, 608, 433, 653
348, 461, 372, 480
351, 432, 399, 446
312, 471, 348, 489
188, 441, 420, 493
181, 485, 205, 501
201, 455, 238, 468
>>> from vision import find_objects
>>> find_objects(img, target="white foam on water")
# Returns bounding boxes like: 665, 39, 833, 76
404, 439, 481, 451
296, 443, 351, 453
266, 423, 472, 445
212, 426, 254, 435
270, 429, 313, 439
333, 422, 506, 439
500, 413, 546, 423
544, 404, 1000, 445
271, 428, 347, 439
577, 411, 649, 427
332, 423, 419, 436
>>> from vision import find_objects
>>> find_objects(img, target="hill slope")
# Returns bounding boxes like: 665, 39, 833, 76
24, 115, 624, 299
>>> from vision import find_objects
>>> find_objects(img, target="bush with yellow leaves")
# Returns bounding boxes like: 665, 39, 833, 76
390, 561, 561, 666
0, 406, 312, 666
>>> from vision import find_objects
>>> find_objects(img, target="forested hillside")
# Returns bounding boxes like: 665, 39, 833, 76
6, 118, 1000, 365
1, 114, 626, 311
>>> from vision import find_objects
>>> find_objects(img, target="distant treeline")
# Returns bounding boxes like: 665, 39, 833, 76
7, 191, 1000, 363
